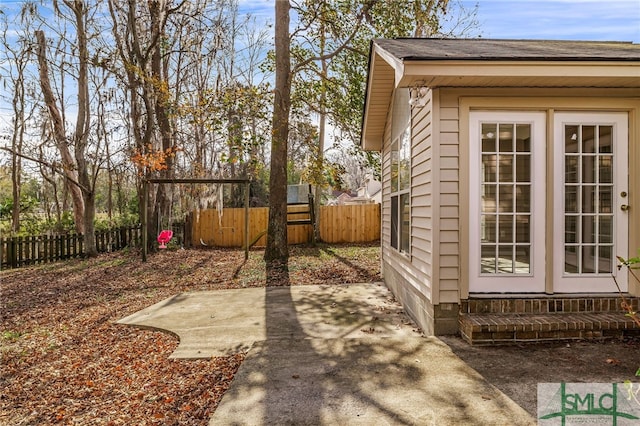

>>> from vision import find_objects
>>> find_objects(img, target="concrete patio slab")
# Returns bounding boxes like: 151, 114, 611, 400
212, 336, 535, 425
118, 283, 418, 358
118, 283, 535, 425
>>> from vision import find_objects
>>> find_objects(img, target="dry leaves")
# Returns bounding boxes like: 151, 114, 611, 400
0, 243, 380, 425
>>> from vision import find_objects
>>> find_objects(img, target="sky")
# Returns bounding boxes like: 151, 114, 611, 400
461, 0, 639, 42
237, 0, 640, 43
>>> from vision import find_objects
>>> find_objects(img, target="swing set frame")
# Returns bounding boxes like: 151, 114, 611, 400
141, 178, 251, 262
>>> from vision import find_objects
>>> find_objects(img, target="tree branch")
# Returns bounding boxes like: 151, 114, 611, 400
291, 2, 375, 74
0, 146, 91, 193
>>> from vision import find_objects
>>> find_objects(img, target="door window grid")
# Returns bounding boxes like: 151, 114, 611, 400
480, 122, 532, 275
564, 124, 614, 275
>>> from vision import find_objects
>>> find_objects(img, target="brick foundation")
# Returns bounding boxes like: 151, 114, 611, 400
459, 296, 640, 344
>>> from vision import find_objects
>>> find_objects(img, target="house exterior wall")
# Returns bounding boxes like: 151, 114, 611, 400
447, 88, 640, 300
381, 88, 459, 335
381, 86, 640, 336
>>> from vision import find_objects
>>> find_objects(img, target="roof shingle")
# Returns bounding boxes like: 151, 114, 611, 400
374, 38, 640, 61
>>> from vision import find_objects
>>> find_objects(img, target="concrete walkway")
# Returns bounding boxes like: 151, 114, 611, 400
118, 283, 535, 425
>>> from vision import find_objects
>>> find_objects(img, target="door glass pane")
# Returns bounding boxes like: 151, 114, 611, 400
498, 184, 513, 212
499, 124, 513, 152
582, 245, 596, 273
515, 216, 530, 243
482, 123, 497, 152
599, 187, 613, 213
482, 155, 496, 182
582, 216, 595, 244
582, 156, 595, 183
499, 216, 513, 243
599, 156, 612, 183
515, 124, 530, 152
480, 121, 532, 275
582, 126, 596, 153
498, 245, 514, 273
598, 246, 613, 273
599, 126, 613, 153
565, 156, 579, 183
565, 186, 578, 213
515, 185, 530, 212
482, 185, 496, 213
498, 154, 513, 182
599, 216, 613, 243
481, 215, 496, 242
515, 246, 531, 273
565, 216, 578, 243
515, 154, 530, 182
565, 125, 579, 153
565, 245, 578, 273
563, 123, 616, 276
582, 186, 595, 213
481, 245, 496, 273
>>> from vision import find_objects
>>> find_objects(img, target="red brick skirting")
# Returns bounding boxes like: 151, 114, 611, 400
459, 296, 639, 344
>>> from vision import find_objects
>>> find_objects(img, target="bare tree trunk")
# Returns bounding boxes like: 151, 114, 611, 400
264, 0, 291, 267
10, 94, 23, 234
313, 17, 328, 243
35, 29, 86, 235
68, 0, 97, 256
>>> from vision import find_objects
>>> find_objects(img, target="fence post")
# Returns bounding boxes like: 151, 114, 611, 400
17, 236, 24, 267
0, 237, 4, 269
10, 237, 17, 268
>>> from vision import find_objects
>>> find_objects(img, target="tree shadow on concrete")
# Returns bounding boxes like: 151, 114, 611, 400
211, 281, 534, 425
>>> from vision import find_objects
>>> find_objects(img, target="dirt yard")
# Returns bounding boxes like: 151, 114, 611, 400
440, 335, 640, 417
1, 243, 638, 424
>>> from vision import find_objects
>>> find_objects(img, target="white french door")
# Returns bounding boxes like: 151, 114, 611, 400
469, 111, 629, 294
469, 112, 546, 293
553, 112, 629, 293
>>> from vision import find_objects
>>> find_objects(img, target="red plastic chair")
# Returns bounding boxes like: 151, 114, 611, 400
157, 230, 173, 249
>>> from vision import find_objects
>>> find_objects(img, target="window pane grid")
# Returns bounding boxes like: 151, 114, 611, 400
480, 122, 532, 275
391, 123, 411, 254
563, 124, 614, 275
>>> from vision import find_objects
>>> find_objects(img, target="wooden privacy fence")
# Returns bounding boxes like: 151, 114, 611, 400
189, 204, 380, 247
0, 225, 142, 269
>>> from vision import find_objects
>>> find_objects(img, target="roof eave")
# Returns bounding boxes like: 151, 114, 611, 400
398, 60, 640, 88
360, 44, 400, 151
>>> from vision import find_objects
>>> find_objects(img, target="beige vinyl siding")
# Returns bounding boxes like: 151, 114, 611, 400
379, 88, 436, 332
436, 91, 462, 304
410, 89, 434, 287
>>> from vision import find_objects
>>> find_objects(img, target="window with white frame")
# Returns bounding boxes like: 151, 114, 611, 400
390, 89, 411, 254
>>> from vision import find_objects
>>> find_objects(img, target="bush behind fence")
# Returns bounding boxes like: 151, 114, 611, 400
1, 225, 142, 269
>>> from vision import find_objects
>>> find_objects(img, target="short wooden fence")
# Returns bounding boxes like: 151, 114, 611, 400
0, 225, 142, 269
189, 204, 380, 247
